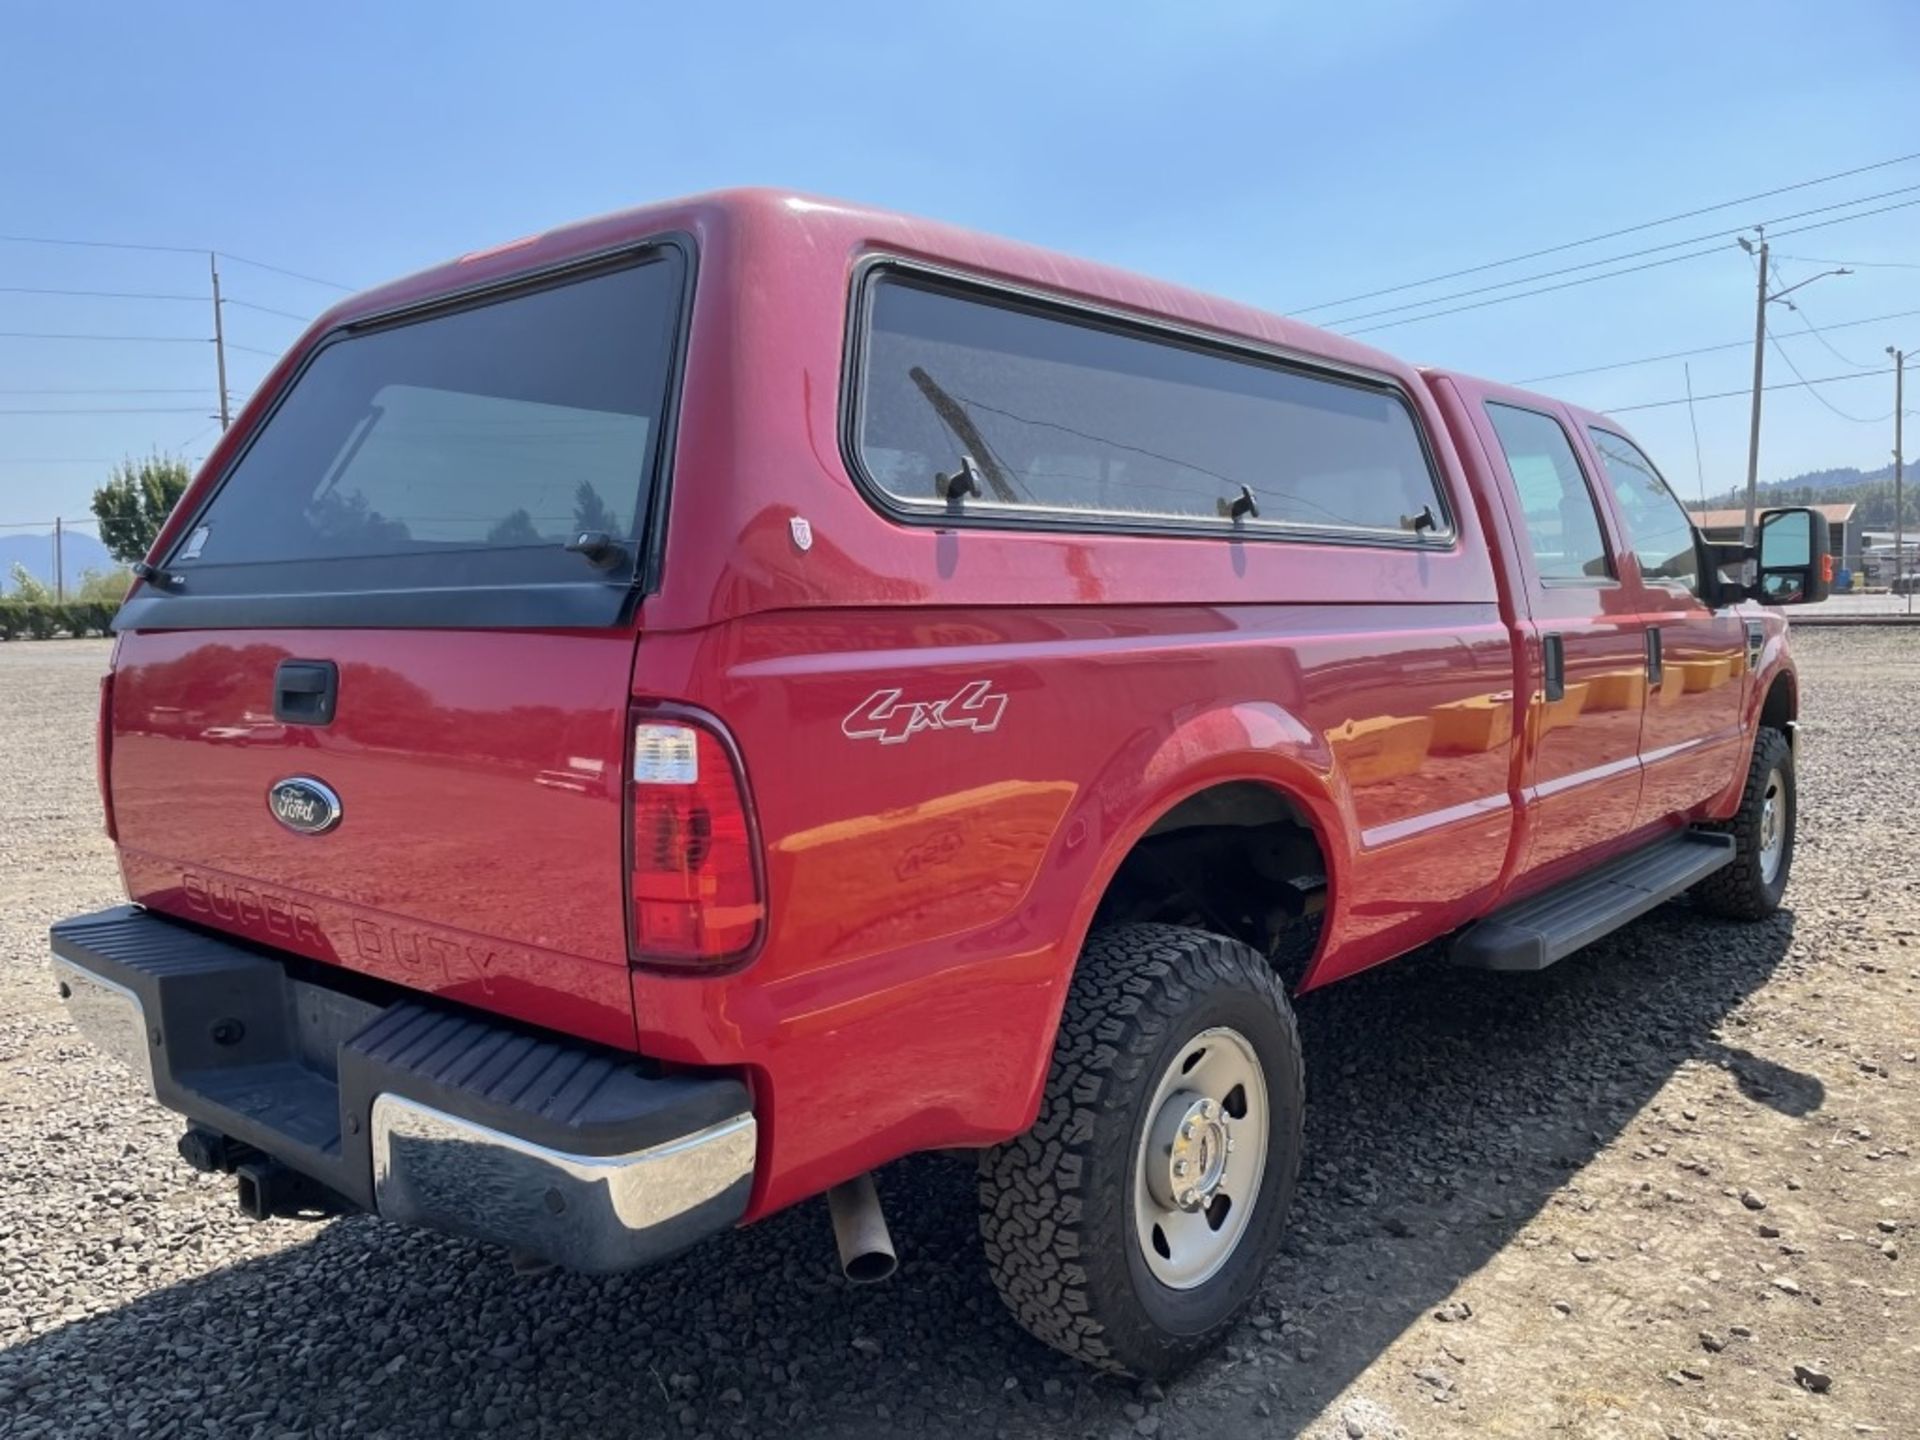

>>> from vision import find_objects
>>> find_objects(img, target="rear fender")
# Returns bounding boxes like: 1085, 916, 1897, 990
1011, 699, 1346, 1132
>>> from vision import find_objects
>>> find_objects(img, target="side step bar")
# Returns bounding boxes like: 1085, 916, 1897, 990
1451, 829, 1736, 971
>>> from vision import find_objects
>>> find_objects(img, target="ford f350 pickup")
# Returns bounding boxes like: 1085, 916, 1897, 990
52, 189, 1828, 1377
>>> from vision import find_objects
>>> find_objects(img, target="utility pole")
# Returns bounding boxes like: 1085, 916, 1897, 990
1891, 346, 1907, 613
1737, 235, 1850, 550
210, 252, 231, 432
53, 517, 64, 603
1740, 230, 1768, 549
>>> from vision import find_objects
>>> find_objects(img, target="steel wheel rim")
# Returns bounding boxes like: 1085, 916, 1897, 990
1132, 1025, 1269, 1290
1758, 767, 1786, 884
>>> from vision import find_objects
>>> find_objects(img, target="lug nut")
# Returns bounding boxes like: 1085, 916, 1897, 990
1173, 1159, 1189, 1177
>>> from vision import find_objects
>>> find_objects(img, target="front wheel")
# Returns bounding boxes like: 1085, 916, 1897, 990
978, 924, 1304, 1378
1693, 726, 1795, 919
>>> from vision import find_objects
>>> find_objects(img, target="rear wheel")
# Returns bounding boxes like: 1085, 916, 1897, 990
978, 923, 1303, 1378
1693, 726, 1794, 919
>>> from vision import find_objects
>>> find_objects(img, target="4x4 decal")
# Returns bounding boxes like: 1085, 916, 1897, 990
842, 680, 1008, 745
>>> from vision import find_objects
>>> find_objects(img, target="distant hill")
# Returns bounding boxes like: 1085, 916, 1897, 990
0, 529, 117, 594
1702, 462, 1912, 528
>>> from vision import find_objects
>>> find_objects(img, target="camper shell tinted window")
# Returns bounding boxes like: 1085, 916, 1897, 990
852, 272, 1451, 543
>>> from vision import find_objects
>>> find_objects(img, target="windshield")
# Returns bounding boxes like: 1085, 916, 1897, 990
165, 252, 683, 598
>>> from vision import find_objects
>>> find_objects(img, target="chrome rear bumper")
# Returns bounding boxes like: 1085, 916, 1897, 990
371, 1096, 757, 1273
51, 905, 755, 1273
53, 955, 154, 1095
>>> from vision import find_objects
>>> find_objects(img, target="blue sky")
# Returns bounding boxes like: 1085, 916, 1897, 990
2, 0, 1916, 535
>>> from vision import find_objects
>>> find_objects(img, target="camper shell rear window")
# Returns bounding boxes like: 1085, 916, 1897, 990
118, 245, 689, 632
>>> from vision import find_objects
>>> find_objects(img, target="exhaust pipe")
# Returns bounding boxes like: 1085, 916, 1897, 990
826, 1172, 897, 1283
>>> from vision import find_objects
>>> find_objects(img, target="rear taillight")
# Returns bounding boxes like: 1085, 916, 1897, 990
96, 672, 117, 841
627, 709, 764, 967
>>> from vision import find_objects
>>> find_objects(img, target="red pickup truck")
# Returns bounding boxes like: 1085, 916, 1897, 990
52, 189, 1829, 1379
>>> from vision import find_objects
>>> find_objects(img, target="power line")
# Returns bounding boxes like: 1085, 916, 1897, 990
223, 341, 283, 359
170, 423, 220, 453
0, 330, 209, 343
215, 252, 351, 292
1323, 181, 1920, 329
0, 406, 211, 416
1774, 254, 1920, 270
1289, 151, 1920, 314
0, 284, 314, 327
1608, 364, 1895, 413
1511, 305, 1920, 384
0, 233, 353, 291
1765, 328, 1889, 423
1342, 195, 1920, 336
0, 386, 206, 396
0, 285, 206, 302
1767, 258, 1879, 371
0, 232, 202, 258
222, 297, 313, 323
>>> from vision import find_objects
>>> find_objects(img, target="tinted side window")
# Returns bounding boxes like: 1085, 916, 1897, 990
1587, 429, 1700, 595
857, 277, 1449, 539
1485, 403, 1611, 582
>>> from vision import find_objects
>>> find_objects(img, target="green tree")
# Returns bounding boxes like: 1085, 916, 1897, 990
7, 562, 53, 604
91, 453, 193, 566
75, 567, 134, 603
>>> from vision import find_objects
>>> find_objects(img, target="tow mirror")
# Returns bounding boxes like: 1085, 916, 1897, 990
1754, 506, 1831, 606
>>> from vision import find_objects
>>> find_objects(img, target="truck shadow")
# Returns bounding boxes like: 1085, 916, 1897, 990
1, 901, 1808, 1440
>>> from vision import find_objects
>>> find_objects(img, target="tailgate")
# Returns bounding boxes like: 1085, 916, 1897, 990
102, 246, 692, 1051
111, 627, 639, 1048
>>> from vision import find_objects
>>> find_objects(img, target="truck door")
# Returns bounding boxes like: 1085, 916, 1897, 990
1580, 424, 1750, 824
1475, 400, 1648, 877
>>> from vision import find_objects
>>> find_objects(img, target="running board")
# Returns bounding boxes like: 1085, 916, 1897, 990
1450, 830, 1736, 971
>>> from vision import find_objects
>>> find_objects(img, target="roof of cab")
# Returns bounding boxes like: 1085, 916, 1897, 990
1420, 364, 1628, 434
308, 187, 1432, 391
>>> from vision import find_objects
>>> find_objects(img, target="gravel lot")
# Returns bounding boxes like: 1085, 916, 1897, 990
2, 631, 1915, 1440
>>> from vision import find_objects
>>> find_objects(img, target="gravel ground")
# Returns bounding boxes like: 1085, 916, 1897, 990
2, 632, 1915, 1440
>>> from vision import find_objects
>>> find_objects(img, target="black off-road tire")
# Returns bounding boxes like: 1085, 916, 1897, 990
1693, 726, 1794, 920
978, 923, 1304, 1378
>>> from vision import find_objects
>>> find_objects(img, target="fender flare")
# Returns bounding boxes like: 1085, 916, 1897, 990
1008, 699, 1350, 1132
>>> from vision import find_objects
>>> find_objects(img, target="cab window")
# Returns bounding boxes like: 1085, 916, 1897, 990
1587, 429, 1700, 595
1484, 403, 1611, 583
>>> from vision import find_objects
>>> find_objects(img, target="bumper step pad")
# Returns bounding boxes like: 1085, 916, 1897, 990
51, 906, 754, 1271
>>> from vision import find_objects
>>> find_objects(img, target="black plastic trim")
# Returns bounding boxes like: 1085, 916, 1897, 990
839, 256, 1463, 554
50, 905, 749, 1207
1449, 830, 1735, 971
117, 579, 643, 633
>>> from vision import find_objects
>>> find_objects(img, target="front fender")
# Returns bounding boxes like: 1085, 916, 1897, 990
1706, 626, 1797, 820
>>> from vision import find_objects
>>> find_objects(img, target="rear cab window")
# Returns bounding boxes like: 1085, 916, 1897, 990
1483, 402, 1614, 584
851, 271, 1452, 544
124, 247, 688, 631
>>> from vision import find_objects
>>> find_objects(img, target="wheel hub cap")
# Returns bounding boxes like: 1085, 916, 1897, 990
1759, 768, 1785, 884
1132, 1025, 1270, 1290
1150, 1094, 1233, 1210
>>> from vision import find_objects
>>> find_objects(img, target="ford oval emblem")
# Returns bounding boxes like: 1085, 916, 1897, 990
268, 776, 342, 835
